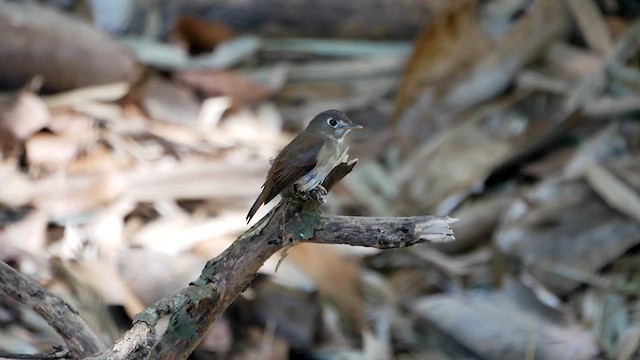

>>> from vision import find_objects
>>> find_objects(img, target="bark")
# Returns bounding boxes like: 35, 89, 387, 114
0, 262, 106, 358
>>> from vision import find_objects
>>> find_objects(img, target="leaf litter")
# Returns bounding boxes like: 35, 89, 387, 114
1, 0, 640, 359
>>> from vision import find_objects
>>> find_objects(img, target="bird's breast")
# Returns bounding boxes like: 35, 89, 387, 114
295, 139, 343, 191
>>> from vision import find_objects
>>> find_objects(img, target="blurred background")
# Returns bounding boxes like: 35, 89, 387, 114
0, 0, 639, 359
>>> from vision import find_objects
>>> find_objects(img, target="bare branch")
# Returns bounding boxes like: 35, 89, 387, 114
100, 207, 455, 358
313, 215, 457, 247
0, 346, 68, 359
3, 161, 456, 360
0, 262, 105, 358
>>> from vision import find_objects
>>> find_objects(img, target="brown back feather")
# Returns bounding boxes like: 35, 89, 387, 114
246, 134, 323, 222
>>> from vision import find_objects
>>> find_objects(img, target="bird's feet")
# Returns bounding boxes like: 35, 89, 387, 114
308, 185, 328, 205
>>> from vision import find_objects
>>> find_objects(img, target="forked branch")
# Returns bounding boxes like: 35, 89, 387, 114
0, 160, 456, 360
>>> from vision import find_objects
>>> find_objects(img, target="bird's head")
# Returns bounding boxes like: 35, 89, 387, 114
306, 109, 363, 139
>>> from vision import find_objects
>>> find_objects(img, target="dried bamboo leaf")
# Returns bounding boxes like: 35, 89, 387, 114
586, 163, 640, 224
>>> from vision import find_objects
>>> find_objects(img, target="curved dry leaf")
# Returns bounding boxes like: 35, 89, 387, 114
393, 0, 490, 119
0, 2, 137, 92
565, 0, 613, 58
0, 91, 50, 139
586, 163, 640, 224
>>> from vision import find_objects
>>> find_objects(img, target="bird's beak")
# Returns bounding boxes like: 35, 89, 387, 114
343, 123, 363, 130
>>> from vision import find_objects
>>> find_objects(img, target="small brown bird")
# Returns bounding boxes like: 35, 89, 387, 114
246, 109, 362, 223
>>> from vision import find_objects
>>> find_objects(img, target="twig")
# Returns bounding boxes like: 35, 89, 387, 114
0, 346, 69, 359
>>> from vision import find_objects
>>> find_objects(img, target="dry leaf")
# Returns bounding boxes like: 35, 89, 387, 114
125, 160, 267, 203
4, 210, 47, 255
495, 180, 640, 294
393, 0, 490, 119
175, 70, 273, 104
131, 214, 246, 255
62, 260, 146, 317
394, 94, 571, 213
26, 133, 83, 168
43, 82, 131, 108
565, 0, 613, 57
0, 91, 49, 139
413, 294, 598, 360
394, 0, 569, 148
586, 163, 640, 224
31, 172, 125, 220
0, 2, 136, 91
287, 244, 365, 332
118, 248, 204, 306
170, 15, 236, 54
140, 76, 200, 124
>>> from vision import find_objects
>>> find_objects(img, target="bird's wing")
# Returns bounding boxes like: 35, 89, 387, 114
263, 139, 323, 203
246, 133, 323, 222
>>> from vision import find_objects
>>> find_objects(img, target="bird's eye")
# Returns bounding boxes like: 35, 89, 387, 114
327, 118, 338, 127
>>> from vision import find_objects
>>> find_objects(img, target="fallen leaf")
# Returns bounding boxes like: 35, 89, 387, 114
0, 2, 137, 91
586, 163, 640, 224
495, 180, 640, 294
117, 248, 204, 306
26, 133, 84, 168
412, 294, 598, 360
287, 244, 365, 332
131, 214, 246, 255
140, 76, 200, 124
566, 0, 613, 57
170, 15, 236, 54
175, 70, 273, 104
43, 82, 131, 109
393, 0, 490, 119
0, 91, 50, 139
31, 172, 125, 220
394, 0, 569, 147
4, 210, 47, 255
62, 260, 146, 318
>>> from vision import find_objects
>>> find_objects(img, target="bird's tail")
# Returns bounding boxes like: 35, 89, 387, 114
246, 188, 268, 223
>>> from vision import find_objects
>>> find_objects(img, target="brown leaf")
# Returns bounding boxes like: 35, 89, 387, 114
175, 70, 273, 105
0, 2, 137, 92
170, 15, 236, 55
287, 244, 365, 332
394, 0, 569, 146
393, 0, 489, 119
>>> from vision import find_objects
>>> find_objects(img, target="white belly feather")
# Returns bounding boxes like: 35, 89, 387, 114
295, 138, 349, 191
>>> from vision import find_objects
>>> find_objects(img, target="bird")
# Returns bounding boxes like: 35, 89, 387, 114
246, 109, 362, 223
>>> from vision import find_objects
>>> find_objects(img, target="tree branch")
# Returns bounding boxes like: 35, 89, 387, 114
90, 160, 457, 359
0, 262, 106, 358
0, 346, 68, 359
1, 160, 456, 360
